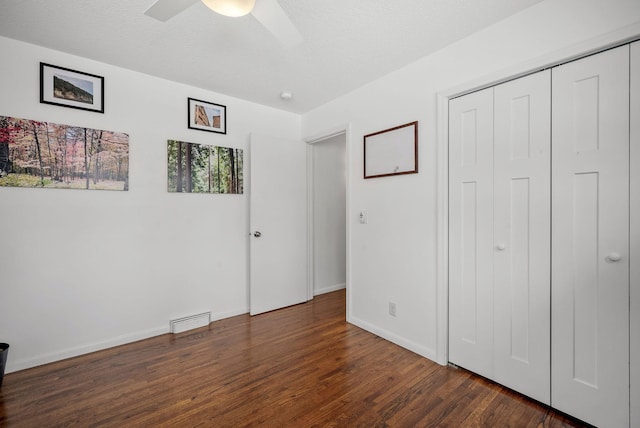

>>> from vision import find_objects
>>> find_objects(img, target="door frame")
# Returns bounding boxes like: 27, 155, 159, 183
304, 125, 352, 313
435, 25, 640, 367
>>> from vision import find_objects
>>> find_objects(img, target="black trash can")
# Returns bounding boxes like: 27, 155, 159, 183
0, 343, 9, 387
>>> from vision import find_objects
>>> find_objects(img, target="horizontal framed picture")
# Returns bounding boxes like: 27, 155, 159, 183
188, 97, 227, 134
364, 121, 418, 179
167, 140, 243, 194
0, 115, 128, 191
40, 62, 104, 113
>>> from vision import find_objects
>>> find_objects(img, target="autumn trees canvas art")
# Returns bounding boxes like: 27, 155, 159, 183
167, 140, 243, 194
0, 116, 129, 190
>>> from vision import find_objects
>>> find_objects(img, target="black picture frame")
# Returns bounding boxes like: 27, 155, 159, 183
40, 62, 104, 113
188, 97, 227, 134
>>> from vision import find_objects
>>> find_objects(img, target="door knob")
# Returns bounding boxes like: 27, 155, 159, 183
496, 243, 506, 251
606, 252, 622, 262
253, 231, 262, 238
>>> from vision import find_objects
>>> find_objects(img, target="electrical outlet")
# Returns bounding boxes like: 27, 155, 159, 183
389, 301, 397, 317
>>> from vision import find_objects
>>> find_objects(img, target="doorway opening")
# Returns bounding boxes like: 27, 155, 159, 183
307, 131, 347, 298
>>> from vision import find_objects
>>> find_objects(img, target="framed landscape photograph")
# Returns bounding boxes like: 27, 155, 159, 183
364, 121, 418, 179
40, 62, 104, 113
0, 115, 129, 191
188, 97, 226, 134
167, 140, 242, 194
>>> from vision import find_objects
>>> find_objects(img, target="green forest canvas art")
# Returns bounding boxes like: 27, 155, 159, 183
0, 115, 129, 190
167, 140, 243, 194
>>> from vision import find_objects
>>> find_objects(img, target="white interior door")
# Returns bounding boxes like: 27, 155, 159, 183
449, 71, 551, 403
551, 45, 630, 428
631, 39, 640, 428
448, 87, 494, 379
250, 133, 308, 315
493, 70, 551, 405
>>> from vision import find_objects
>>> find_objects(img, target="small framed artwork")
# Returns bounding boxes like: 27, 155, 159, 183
188, 97, 227, 134
364, 121, 418, 179
40, 62, 104, 113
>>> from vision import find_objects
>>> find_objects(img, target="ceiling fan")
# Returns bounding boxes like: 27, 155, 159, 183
144, 0, 303, 48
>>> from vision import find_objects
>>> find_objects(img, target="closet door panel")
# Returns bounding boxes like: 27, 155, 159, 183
631, 40, 640, 428
448, 88, 494, 378
493, 70, 551, 405
552, 45, 630, 428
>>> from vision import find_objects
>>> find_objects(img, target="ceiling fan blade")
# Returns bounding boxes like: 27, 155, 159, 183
251, 0, 303, 48
144, 0, 199, 22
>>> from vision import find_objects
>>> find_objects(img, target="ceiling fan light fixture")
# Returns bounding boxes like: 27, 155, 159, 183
201, 0, 256, 17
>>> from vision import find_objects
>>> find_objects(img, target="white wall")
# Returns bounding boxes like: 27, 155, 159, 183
302, 0, 640, 362
312, 134, 346, 295
1, 0, 638, 380
0, 36, 301, 372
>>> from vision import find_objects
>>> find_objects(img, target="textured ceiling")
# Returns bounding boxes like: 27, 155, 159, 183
0, 0, 544, 113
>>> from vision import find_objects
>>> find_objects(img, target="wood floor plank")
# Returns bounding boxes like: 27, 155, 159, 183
0, 290, 588, 427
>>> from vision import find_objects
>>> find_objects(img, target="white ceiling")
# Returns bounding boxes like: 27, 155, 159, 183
0, 0, 544, 113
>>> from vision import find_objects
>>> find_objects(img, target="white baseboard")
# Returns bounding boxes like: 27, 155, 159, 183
7, 305, 250, 373
348, 315, 441, 365
6, 325, 168, 373
211, 306, 249, 322
314, 282, 346, 296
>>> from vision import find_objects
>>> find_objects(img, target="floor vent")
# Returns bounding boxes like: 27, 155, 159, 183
170, 312, 211, 334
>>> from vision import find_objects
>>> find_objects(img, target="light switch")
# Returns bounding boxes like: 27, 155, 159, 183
359, 210, 368, 224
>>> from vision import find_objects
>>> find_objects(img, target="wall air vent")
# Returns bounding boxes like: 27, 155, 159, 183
170, 312, 211, 334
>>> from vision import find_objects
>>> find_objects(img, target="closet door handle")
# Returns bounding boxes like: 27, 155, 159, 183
606, 252, 622, 262
496, 243, 506, 251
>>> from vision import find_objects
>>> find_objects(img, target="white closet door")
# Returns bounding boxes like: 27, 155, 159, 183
552, 45, 630, 428
448, 88, 494, 378
630, 40, 640, 428
493, 70, 551, 404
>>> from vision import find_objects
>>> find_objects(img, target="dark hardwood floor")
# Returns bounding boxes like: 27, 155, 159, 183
0, 290, 587, 427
